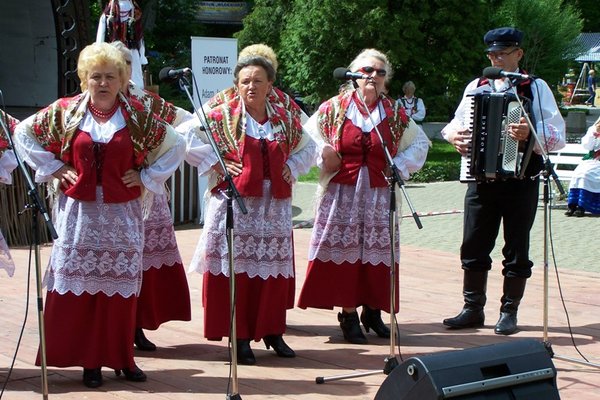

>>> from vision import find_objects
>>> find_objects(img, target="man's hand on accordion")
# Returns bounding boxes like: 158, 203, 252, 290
446, 129, 472, 156
508, 117, 530, 142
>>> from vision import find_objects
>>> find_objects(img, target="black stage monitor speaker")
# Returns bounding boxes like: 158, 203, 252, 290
375, 339, 560, 400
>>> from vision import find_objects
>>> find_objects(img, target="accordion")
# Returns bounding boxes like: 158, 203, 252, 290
460, 92, 535, 182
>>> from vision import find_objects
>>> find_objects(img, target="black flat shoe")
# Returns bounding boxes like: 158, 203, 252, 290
83, 367, 103, 388
236, 339, 256, 365
263, 335, 295, 358
115, 365, 147, 382
574, 207, 585, 217
134, 328, 156, 351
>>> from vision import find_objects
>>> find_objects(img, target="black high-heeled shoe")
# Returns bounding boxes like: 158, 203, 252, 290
360, 306, 391, 338
338, 311, 368, 344
134, 328, 156, 351
263, 335, 295, 358
236, 339, 256, 365
115, 365, 147, 382
83, 367, 103, 388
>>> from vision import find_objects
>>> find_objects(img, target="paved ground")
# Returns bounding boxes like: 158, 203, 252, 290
2, 222, 599, 399
293, 179, 599, 274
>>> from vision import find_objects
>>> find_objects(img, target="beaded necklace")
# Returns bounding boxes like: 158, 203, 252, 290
88, 101, 120, 120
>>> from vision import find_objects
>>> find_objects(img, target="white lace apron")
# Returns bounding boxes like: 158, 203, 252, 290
190, 180, 294, 279
142, 192, 182, 270
308, 166, 399, 266
45, 188, 144, 297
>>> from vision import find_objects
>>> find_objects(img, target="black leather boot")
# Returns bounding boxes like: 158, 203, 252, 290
338, 311, 367, 344
134, 328, 156, 351
236, 339, 256, 365
263, 334, 295, 358
360, 306, 390, 338
114, 365, 147, 382
495, 276, 527, 335
83, 367, 103, 388
443, 270, 487, 329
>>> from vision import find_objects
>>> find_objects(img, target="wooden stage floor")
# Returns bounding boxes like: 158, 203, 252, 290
1, 228, 599, 399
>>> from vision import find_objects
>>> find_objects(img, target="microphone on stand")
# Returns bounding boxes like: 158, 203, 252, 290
333, 67, 369, 80
158, 66, 192, 82
483, 66, 534, 81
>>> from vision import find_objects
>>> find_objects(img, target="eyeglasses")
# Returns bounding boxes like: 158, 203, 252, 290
359, 66, 387, 77
486, 48, 519, 60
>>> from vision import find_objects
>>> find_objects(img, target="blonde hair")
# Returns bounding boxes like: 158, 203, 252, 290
77, 42, 127, 91
238, 43, 278, 72
348, 48, 393, 84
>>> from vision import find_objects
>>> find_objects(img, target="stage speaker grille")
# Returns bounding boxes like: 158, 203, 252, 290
375, 339, 560, 400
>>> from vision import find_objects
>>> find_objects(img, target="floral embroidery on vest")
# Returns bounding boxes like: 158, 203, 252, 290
317, 90, 408, 157
30, 92, 168, 168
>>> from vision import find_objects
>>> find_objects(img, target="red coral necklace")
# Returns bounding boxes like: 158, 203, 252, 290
89, 101, 120, 120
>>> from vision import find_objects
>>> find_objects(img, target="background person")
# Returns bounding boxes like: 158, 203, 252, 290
565, 116, 600, 216
397, 81, 426, 123
112, 40, 198, 352
585, 69, 596, 107
441, 27, 565, 335
189, 54, 315, 365
0, 110, 19, 277
14, 42, 185, 388
297, 48, 429, 344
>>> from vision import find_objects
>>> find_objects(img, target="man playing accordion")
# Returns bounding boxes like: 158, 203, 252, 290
441, 27, 565, 335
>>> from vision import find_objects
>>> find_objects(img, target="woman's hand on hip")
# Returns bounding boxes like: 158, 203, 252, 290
52, 165, 78, 189
122, 169, 142, 188
322, 146, 342, 173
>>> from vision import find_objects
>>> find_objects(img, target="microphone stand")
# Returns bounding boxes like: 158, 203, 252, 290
176, 73, 248, 399
1, 113, 58, 400
506, 80, 600, 369
316, 79, 423, 384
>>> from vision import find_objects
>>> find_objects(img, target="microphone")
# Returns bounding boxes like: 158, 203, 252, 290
483, 66, 533, 80
158, 66, 191, 82
333, 67, 369, 80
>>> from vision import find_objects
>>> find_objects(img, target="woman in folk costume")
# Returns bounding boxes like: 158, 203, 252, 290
204, 44, 309, 124
189, 54, 316, 365
111, 41, 212, 352
297, 49, 429, 344
0, 110, 19, 277
565, 116, 600, 216
97, 0, 147, 88
14, 42, 185, 388
397, 80, 426, 123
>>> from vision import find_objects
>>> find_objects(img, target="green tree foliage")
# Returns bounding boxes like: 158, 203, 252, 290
491, 0, 583, 85
564, 0, 600, 32
235, 0, 295, 52
240, 0, 491, 119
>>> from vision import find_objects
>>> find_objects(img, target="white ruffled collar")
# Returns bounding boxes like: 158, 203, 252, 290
79, 109, 126, 143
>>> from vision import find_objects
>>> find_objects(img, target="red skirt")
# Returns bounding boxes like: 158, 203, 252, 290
136, 262, 191, 329
202, 272, 295, 341
297, 260, 399, 313
37, 291, 136, 370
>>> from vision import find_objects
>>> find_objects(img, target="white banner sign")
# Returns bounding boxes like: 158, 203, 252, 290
190, 37, 237, 223
191, 36, 238, 107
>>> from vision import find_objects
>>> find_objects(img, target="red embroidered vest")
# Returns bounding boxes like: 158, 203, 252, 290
64, 127, 141, 202
331, 118, 393, 188
213, 135, 291, 199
